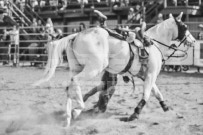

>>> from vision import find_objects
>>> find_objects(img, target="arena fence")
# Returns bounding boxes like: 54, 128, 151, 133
0, 23, 202, 67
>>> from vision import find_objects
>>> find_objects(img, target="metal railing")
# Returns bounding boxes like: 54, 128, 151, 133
0, 22, 201, 66
164, 0, 202, 8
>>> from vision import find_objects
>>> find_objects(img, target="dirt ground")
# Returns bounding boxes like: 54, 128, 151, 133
0, 66, 203, 135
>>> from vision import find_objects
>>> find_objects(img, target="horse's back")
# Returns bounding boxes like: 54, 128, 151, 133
72, 27, 109, 66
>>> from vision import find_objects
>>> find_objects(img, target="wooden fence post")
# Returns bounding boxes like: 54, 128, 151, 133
8, 44, 11, 65
15, 44, 19, 67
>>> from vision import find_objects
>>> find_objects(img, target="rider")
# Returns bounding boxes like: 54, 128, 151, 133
93, 10, 125, 40
134, 19, 151, 80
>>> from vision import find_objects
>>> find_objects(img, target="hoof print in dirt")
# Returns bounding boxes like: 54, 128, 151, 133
176, 113, 184, 119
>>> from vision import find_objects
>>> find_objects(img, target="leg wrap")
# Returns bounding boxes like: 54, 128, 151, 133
160, 101, 169, 112
128, 99, 146, 121
134, 99, 146, 114
97, 73, 117, 112
97, 93, 109, 112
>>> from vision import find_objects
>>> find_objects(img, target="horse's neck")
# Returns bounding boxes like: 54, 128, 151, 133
146, 20, 174, 46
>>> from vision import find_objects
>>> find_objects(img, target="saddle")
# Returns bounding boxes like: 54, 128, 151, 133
104, 27, 150, 61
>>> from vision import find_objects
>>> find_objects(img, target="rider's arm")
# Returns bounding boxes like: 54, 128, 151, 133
94, 10, 107, 20
199, 24, 203, 29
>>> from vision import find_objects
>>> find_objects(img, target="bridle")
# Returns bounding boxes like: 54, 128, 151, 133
152, 17, 192, 61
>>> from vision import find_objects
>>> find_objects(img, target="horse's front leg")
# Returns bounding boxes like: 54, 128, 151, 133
152, 84, 169, 112
128, 72, 155, 121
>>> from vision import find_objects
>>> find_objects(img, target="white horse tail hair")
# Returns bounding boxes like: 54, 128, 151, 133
32, 33, 77, 87
43, 41, 63, 77
32, 41, 60, 86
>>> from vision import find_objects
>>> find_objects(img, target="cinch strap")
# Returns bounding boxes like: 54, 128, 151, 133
119, 44, 135, 74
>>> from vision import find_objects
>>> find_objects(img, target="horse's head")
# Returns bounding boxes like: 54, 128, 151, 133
170, 12, 196, 47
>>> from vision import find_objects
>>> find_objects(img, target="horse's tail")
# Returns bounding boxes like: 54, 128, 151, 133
33, 33, 77, 86
43, 41, 61, 80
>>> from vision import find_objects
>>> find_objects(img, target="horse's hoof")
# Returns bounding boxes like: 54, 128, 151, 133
127, 112, 139, 121
163, 106, 169, 112
119, 117, 129, 122
160, 101, 169, 112
98, 106, 107, 113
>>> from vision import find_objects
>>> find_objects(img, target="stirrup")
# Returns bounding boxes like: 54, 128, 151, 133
139, 55, 148, 59
139, 49, 148, 59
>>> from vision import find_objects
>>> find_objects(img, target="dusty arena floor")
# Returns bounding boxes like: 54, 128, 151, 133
0, 66, 203, 135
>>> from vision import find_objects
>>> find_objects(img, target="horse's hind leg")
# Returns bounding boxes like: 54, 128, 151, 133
66, 60, 106, 126
66, 77, 84, 120
152, 84, 169, 112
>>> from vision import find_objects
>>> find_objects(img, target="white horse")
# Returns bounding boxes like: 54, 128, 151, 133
33, 12, 196, 126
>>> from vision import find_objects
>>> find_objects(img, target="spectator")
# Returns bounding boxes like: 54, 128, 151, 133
112, 0, 120, 8
198, 24, 203, 40
7, 25, 20, 46
0, 28, 7, 41
44, 24, 53, 41
44, 18, 55, 41
78, 22, 86, 32
157, 13, 164, 24
178, 0, 186, 6
19, 0, 26, 13
120, 0, 127, 7
15, 0, 20, 9
46, 17, 54, 34
134, 4, 141, 23
31, 18, 38, 33
59, 0, 67, 10
127, 7, 135, 23
0, 0, 4, 8
3, 0, 11, 17
0, 0, 4, 22
127, 5, 141, 24
37, 19, 44, 33
77, 0, 88, 4
72, 28, 78, 33
124, 0, 129, 6
55, 28, 63, 39
15, 0, 26, 13
19, 17, 25, 27
6, 25, 20, 66
49, 0, 58, 10
39, 0, 46, 7
0, 28, 10, 65
30, 0, 38, 11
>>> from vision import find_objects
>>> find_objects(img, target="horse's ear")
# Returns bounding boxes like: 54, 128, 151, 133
169, 13, 173, 18
176, 12, 183, 21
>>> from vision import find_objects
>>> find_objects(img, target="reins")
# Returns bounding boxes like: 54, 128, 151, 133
151, 36, 188, 62
119, 43, 135, 74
